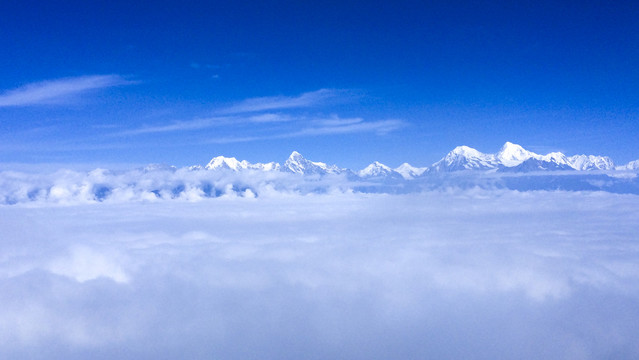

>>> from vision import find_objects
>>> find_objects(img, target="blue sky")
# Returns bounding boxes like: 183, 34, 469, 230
1, 0, 638, 169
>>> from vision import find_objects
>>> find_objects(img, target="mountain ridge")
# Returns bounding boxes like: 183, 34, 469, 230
199, 143, 637, 177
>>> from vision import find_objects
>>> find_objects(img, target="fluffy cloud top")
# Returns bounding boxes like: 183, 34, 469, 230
1, 191, 638, 358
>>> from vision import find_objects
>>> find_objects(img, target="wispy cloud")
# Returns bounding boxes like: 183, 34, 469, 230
296, 118, 404, 136
117, 113, 293, 136
247, 113, 292, 123
112, 89, 402, 142
218, 88, 349, 114
0, 75, 134, 107
118, 118, 229, 136
209, 117, 405, 144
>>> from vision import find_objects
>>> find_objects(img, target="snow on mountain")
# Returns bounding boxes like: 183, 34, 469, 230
283, 151, 342, 175
358, 161, 401, 178
569, 155, 615, 170
430, 146, 499, 172
540, 152, 573, 167
395, 163, 427, 179
617, 160, 639, 170
201, 142, 629, 177
205, 156, 281, 171
206, 156, 249, 171
433, 142, 618, 172
496, 142, 539, 167
499, 157, 575, 172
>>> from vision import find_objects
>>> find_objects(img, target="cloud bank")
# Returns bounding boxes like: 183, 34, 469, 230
1, 164, 638, 206
1, 191, 638, 359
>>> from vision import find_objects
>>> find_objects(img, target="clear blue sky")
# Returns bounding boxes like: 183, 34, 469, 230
1, 0, 638, 169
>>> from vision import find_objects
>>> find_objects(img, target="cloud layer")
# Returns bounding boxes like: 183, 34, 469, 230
1, 164, 638, 206
1, 191, 638, 359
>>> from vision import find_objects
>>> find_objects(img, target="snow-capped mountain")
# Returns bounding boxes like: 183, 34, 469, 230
430, 146, 499, 172
358, 161, 402, 178
496, 142, 538, 167
283, 151, 343, 175
499, 157, 575, 172
3, 143, 639, 205
205, 156, 281, 171
569, 155, 615, 170
431, 142, 618, 172
394, 163, 428, 179
200, 143, 636, 178
617, 160, 639, 170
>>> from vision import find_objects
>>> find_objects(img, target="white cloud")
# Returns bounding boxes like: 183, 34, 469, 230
218, 88, 349, 114
294, 118, 404, 136
0, 190, 638, 358
110, 89, 401, 142
47, 246, 130, 283
119, 113, 294, 136
116, 111, 403, 142
0, 75, 134, 107
247, 113, 292, 123
208, 117, 405, 143
117, 117, 229, 135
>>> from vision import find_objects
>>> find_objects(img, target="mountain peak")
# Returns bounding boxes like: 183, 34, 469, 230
206, 155, 281, 172
496, 142, 538, 167
431, 145, 497, 171
395, 163, 427, 179
499, 141, 525, 153
288, 151, 303, 159
206, 156, 246, 171
358, 161, 406, 179
450, 145, 481, 156
284, 151, 342, 175
570, 154, 615, 170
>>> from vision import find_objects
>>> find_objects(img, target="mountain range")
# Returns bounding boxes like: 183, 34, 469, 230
202, 142, 638, 178
3, 142, 638, 204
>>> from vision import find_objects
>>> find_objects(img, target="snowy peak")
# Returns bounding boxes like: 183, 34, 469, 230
450, 145, 484, 157
434, 142, 620, 172
395, 163, 427, 179
541, 152, 572, 167
200, 142, 634, 177
569, 155, 615, 170
205, 156, 280, 172
283, 151, 342, 175
617, 159, 639, 170
206, 156, 249, 171
359, 161, 394, 177
496, 142, 539, 167
431, 146, 498, 172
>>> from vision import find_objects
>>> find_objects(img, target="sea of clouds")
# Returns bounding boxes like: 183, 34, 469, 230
1, 182, 639, 359
1, 165, 638, 206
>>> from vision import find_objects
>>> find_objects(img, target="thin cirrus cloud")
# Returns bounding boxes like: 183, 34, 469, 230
118, 117, 230, 136
0, 75, 134, 107
117, 89, 403, 140
208, 117, 405, 144
117, 113, 294, 136
217, 88, 350, 114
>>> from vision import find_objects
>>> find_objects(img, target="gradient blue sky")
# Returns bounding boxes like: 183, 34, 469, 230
1, 0, 638, 169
